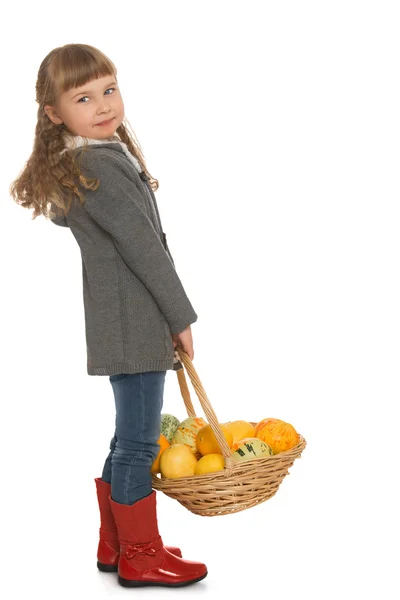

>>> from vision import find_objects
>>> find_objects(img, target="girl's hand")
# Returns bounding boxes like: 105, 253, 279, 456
172, 325, 194, 361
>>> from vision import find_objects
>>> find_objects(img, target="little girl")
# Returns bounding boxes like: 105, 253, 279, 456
9, 43, 207, 588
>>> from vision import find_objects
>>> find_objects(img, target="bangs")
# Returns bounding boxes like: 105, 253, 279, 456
49, 44, 116, 97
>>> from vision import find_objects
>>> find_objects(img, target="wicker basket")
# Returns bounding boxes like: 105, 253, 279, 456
151, 347, 307, 517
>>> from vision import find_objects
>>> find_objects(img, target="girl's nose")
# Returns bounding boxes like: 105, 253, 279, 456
97, 101, 112, 113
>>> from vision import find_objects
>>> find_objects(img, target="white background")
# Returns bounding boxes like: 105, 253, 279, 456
1, 1, 399, 598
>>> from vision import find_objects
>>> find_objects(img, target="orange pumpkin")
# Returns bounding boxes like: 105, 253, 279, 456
159, 443, 198, 478
151, 434, 171, 474
255, 419, 299, 454
224, 420, 255, 445
254, 418, 279, 438
196, 423, 233, 456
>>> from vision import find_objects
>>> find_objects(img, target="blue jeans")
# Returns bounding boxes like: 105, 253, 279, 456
101, 371, 166, 505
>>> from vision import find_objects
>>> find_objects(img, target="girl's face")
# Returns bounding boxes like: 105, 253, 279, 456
44, 75, 124, 139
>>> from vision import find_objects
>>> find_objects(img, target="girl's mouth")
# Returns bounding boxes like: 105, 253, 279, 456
96, 118, 115, 126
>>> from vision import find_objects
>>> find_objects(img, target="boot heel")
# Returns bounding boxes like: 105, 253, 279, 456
97, 561, 118, 572
118, 572, 208, 587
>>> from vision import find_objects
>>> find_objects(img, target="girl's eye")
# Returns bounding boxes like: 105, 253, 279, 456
78, 88, 116, 103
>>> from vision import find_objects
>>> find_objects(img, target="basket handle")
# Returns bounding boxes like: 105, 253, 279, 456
174, 346, 235, 467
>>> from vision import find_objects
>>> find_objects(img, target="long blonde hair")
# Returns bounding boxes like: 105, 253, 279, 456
9, 43, 159, 221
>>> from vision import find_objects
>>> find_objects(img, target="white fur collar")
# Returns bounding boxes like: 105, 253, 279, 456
60, 134, 142, 173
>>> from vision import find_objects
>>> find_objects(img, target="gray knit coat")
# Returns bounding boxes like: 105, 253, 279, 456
50, 140, 197, 376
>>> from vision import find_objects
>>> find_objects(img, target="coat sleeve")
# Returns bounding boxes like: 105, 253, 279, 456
78, 149, 198, 336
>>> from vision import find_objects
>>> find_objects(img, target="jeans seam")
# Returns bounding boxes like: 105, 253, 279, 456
123, 374, 145, 503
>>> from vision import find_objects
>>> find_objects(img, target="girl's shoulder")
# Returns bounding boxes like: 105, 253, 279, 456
62, 135, 142, 176
73, 144, 142, 184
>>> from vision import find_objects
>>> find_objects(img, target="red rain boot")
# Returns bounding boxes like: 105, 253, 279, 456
94, 477, 182, 572
108, 489, 208, 587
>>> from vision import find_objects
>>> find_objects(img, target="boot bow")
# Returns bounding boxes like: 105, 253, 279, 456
124, 537, 163, 560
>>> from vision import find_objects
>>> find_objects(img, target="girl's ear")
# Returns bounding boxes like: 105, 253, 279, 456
44, 105, 63, 125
